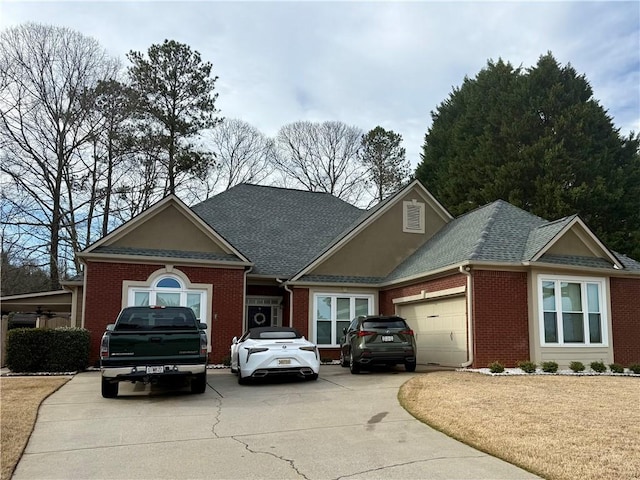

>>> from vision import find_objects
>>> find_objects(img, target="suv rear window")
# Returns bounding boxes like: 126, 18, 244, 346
362, 318, 407, 330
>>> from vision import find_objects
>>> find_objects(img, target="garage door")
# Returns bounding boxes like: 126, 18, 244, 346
398, 296, 467, 367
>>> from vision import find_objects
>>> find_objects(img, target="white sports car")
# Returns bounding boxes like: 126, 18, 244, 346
230, 327, 320, 384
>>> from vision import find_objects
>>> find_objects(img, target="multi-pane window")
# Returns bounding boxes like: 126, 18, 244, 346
539, 276, 606, 346
314, 294, 373, 346
129, 275, 206, 322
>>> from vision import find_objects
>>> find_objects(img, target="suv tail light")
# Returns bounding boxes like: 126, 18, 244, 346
357, 330, 375, 337
400, 329, 414, 336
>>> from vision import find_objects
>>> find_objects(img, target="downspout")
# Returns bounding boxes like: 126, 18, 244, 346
459, 265, 474, 368
276, 278, 294, 328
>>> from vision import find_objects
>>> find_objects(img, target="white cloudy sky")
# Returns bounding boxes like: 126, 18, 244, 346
2, 1, 639, 167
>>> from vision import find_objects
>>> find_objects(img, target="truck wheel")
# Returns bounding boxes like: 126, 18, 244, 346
191, 373, 207, 394
101, 378, 118, 398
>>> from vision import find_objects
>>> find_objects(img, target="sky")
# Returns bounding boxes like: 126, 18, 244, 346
1, 1, 639, 168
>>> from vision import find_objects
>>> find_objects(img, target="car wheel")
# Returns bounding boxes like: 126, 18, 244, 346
191, 372, 207, 394
340, 350, 349, 367
101, 377, 118, 398
349, 352, 360, 374
405, 361, 417, 372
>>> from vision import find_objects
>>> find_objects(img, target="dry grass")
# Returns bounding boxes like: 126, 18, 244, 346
0, 376, 70, 480
399, 372, 640, 480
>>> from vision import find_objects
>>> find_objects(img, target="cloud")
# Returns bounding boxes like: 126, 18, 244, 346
2, 1, 638, 165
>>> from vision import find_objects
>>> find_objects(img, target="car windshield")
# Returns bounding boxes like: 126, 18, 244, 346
362, 319, 407, 330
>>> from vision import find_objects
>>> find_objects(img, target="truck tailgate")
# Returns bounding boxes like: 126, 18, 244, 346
105, 330, 202, 365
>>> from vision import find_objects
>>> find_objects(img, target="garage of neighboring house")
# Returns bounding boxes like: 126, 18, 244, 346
395, 288, 468, 367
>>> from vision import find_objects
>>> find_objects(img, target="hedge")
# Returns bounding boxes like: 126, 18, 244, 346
6, 327, 91, 373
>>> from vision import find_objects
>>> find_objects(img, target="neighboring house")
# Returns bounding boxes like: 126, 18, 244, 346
68, 181, 640, 367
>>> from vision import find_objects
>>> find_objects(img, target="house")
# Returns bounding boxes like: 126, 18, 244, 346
65, 181, 640, 368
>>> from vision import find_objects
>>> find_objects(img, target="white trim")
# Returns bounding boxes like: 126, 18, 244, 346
290, 180, 452, 282
312, 292, 375, 347
536, 273, 609, 347
392, 286, 466, 305
532, 217, 622, 269
79, 195, 251, 263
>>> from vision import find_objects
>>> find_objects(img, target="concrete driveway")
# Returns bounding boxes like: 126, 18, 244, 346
13, 366, 538, 479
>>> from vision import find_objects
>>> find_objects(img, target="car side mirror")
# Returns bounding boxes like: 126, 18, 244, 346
232, 336, 238, 344
199, 322, 207, 330
106, 324, 115, 332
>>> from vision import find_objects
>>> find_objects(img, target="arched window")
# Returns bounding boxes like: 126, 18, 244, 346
128, 274, 206, 321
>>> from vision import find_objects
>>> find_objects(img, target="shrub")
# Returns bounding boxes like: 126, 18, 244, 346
569, 361, 585, 373
609, 363, 624, 374
517, 360, 537, 373
541, 361, 559, 373
590, 360, 607, 373
628, 363, 640, 374
6, 327, 90, 373
488, 361, 504, 373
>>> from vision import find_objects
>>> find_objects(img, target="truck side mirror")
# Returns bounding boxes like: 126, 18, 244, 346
199, 322, 207, 330
106, 324, 115, 332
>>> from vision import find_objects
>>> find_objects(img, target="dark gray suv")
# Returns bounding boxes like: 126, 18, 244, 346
340, 315, 417, 374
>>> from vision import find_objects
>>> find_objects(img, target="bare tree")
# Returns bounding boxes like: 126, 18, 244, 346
204, 118, 274, 192
274, 121, 366, 204
0, 23, 119, 288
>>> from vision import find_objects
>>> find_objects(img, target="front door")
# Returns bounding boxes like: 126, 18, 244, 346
248, 305, 272, 329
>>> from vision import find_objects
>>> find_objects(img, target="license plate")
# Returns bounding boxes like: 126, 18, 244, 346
146, 366, 164, 374
381, 335, 394, 342
278, 359, 291, 365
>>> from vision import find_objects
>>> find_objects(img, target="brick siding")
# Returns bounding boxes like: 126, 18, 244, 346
610, 277, 640, 365
472, 270, 529, 368
83, 261, 245, 365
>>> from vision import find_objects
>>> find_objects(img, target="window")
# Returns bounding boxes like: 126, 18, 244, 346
128, 275, 207, 322
539, 276, 607, 346
314, 294, 373, 346
403, 200, 425, 234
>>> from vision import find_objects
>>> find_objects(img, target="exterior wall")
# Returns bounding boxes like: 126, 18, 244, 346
610, 277, 640, 365
379, 274, 467, 315
83, 261, 245, 365
310, 187, 448, 278
112, 204, 229, 254
291, 287, 309, 338
472, 270, 529, 368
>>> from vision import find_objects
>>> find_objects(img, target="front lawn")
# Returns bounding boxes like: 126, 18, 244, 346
399, 372, 639, 480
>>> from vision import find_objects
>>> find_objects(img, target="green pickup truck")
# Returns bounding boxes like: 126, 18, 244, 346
100, 306, 208, 398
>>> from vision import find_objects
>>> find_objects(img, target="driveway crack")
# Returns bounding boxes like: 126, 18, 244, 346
231, 436, 309, 480
333, 454, 487, 479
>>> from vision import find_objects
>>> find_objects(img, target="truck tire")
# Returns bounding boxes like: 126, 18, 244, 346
101, 378, 118, 398
191, 373, 207, 394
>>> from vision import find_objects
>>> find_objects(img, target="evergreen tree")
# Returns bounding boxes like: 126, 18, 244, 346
417, 53, 640, 259
360, 126, 410, 202
127, 40, 221, 196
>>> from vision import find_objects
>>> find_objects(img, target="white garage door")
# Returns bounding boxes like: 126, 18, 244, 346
398, 296, 467, 367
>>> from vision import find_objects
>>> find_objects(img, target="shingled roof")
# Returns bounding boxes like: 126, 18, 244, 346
191, 184, 364, 277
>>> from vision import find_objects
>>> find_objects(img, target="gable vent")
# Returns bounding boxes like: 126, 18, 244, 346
403, 200, 425, 234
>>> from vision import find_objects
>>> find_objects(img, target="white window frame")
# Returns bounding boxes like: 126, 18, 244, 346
313, 293, 374, 347
127, 275, 208, 323
537, 274, 608, 347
